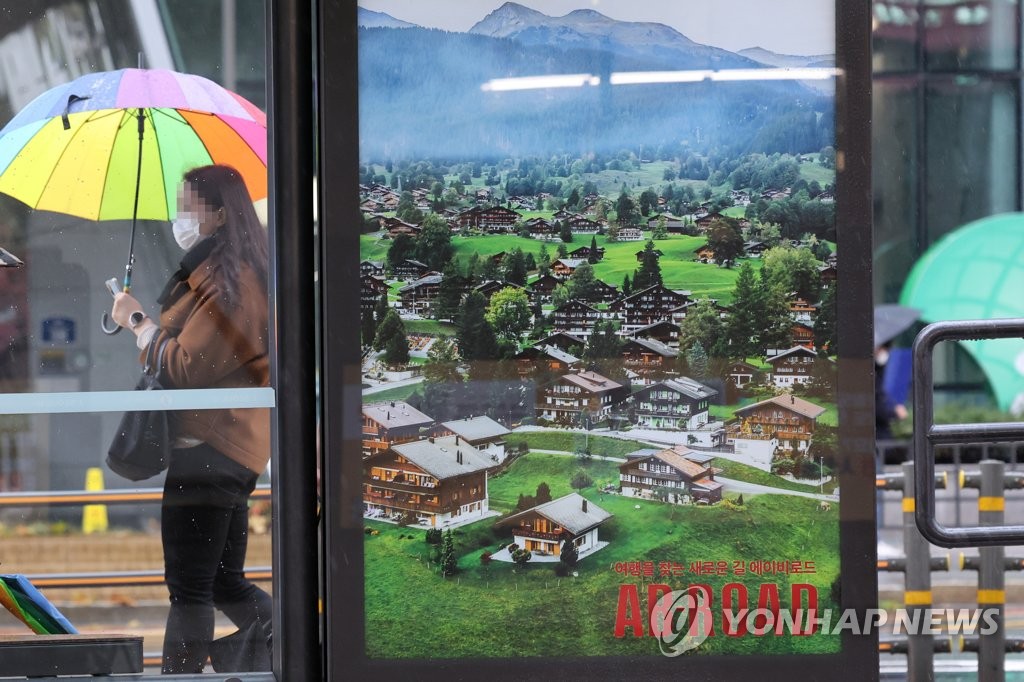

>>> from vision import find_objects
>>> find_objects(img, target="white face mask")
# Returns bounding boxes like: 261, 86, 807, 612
172, 214, 205, 251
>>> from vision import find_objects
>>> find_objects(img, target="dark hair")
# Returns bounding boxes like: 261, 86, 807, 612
182, 165, 269, 305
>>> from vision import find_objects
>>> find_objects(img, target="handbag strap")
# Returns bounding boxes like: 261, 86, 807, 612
143, 334, 171, 380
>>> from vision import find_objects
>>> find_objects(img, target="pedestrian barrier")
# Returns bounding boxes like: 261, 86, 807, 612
878, 461, 1024, 680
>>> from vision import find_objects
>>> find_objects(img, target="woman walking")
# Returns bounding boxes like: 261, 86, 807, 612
110, 164, 272, 673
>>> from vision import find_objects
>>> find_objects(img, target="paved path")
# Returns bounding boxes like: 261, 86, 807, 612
363, 375, 425, 395
524, 447, 836, 501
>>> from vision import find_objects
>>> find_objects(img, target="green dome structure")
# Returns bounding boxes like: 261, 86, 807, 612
900, 212, 1024, 413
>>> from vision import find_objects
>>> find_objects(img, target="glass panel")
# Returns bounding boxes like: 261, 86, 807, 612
0, 1, 275, 676
925, 78, 1018, 244
873, 79, 921, 304
923, 0, 1020, 72
358, 0, 842, 663
873, 0, 922, 73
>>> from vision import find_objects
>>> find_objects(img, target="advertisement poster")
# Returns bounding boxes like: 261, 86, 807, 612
356, 0, 840, 659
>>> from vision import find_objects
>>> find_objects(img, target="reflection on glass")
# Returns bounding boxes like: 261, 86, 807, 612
0, 2, 273, 675
359, 0, 840, 660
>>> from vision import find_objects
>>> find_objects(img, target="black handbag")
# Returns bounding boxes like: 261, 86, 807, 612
106, 336, 171, 481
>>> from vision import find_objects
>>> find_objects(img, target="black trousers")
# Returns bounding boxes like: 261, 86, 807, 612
161, 443, 272, 674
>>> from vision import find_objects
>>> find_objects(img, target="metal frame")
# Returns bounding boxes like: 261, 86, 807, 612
267, 0, 320, 680
319, 0, 878, 679
913, 318, 1024, 547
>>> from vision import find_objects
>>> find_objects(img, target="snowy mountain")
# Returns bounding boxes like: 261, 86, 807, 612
468, 2, 756, 70
738, 47, 835, 68
357, 7, 416, 29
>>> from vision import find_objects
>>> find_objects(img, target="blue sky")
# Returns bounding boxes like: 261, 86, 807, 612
359, 0, 836, 56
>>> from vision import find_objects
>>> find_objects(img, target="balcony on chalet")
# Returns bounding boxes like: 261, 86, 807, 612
637, 404, 691, 417
512, 526, 565, 542
620, 466, 684, 484
364, 490, 444, 512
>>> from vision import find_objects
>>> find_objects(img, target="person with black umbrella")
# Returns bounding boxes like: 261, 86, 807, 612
874, 304, 920, 440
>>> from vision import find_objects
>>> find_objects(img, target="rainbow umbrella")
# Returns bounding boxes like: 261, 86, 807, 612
0, 574, 77, 634
0, 68, 267, 315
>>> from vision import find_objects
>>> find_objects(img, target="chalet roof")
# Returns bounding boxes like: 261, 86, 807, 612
622, 337, 678, 358
554, 299, 599, 314
392, 436, 492, 479
625, 448, 663, 459
361, 260, 384, 268
400, 259, 428, 268
765, 346, 820, 363
728, 360, 760, 372
399, 274, 442, 292
735, 394, 826, 420
623, 446, 711, 479
362, 401, 434, 429
685, 452, 716, 465
554, 258, 587, 269
562, 371, 622, 393
537, 332, 586, 347
638, 377, 717, 401
615, 284, 691, 306
497, 493, 611, 536
692, 479, 724, 492
441, 416, 511, 443
520, 344, 580, 365
632, 320, 680, 336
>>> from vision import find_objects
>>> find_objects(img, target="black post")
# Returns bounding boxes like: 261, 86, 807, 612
267, 0, 318, 680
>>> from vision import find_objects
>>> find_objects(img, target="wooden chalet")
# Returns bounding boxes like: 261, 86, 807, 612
360, 260, 385, 278
819, 263, 837, 288
732, 393, 826, 454
399, 273, 443, 315
568, 216, 601, 234
552, 209, 575, 221
619, 337, 679, 385
513, 344, 580, 379
635, 248, 665, 263
590, 279, 619, 304
496, 493, 612, 558
631, 320, 680, 348
535, 332, 587, 354
528, 273, 564, 304
766, 345, 823, 387
726, 360, 760, 390
364, 435, 491, 527
791, 322, 816, 350
362, 401, 434, 458
695, 212, 725, 232
693, 243, 716, 263
619, 446, 723, 504
568, 245, 605, 261
382, 216, 421, 238
744, 240, 769, 258
360, 274, 388, 313
474, 280, 523, 302
789, 297, 817, 323
552, 299, 600, 339
631, 378, 717, 431
617, 227, 644, 241
394, 259, 431, 281
608, 285, 691, 332
437, 416, 511, 465
647, 213, 686, 232
525, 217, 556, 238
537, 370, 628, 424
552, 258, 586, 277
456, 206, 521, 233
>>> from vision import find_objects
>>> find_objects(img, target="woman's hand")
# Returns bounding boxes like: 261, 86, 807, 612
111, 292, 144, 328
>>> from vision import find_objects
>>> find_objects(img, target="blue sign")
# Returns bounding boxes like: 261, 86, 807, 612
42, 317, 75, 344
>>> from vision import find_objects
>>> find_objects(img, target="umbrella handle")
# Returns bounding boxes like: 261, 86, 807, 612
100, 312, 122, 336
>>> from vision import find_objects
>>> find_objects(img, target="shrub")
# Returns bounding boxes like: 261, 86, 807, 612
554, 562, 570, 577
480, 552, 492, 565
425, 528, 443, 544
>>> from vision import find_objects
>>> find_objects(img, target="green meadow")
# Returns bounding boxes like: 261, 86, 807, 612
361, 232, 759, 303
363, 451, 841, 659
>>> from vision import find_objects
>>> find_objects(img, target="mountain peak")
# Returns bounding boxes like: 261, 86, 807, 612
357, 7, 416, 29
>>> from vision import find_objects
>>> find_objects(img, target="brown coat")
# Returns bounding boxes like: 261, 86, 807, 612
146, 257, 270, 474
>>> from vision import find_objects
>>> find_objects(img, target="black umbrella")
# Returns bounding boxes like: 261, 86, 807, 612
874, 304, 920, 348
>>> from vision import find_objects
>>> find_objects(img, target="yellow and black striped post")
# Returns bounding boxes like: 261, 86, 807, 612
902, 461, 935, 680
977, 460, 1005, 681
